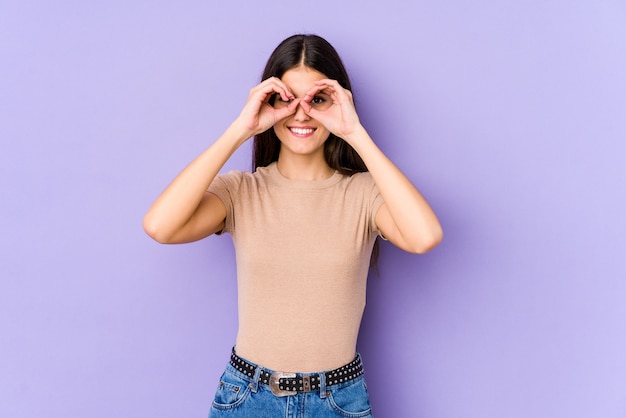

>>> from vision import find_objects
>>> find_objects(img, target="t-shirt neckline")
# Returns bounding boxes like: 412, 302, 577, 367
267, 162, 343, 190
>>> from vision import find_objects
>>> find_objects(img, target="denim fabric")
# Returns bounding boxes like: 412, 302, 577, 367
208, 357, 373, 417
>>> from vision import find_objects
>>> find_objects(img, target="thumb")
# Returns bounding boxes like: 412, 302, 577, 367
299, 100, 321, 119
273, 100, 299, 121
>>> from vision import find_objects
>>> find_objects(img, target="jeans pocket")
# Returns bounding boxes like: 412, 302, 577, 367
327, 378, 372, 417
211, 370, 251, 411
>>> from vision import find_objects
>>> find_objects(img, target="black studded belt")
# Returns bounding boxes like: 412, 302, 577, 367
229, 349, 364, 397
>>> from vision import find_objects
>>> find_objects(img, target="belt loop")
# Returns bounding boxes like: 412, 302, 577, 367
319, 371, 327, 399
251, 366, 262, 393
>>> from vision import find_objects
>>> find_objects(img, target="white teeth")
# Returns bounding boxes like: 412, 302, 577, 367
290, 127, 314, 135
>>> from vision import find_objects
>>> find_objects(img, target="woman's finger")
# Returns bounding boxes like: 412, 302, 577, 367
273, 98, 300, 121
302, 84, 327, 101
299, 99, 316, 116
311, 80, 354, 105
254, 77, 295, 102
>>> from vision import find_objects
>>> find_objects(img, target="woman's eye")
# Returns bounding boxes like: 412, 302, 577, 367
273, 95, 291, 108
310, 95, 331, 110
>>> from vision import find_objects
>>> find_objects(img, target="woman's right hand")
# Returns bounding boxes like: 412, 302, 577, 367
234, 77, 299, 138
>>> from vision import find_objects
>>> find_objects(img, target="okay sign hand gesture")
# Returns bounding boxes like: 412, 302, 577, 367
299, 79, 363, 144
236, 77, 300, 139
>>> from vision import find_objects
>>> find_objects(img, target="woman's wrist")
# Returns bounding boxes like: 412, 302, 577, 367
341, 124, 372, 153
225, 119, 256, 147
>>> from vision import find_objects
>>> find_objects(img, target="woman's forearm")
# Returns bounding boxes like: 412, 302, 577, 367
143, 77, 300, 244
347, 126, 443, 253
142, 123, 249, 243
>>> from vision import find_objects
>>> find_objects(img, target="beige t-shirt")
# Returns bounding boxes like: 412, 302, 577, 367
208, 162, 384, 372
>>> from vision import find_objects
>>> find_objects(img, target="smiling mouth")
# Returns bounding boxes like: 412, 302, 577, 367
289, 127, 316, 136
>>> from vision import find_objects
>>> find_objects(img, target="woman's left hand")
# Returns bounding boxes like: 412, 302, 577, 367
299, 79, 363, 143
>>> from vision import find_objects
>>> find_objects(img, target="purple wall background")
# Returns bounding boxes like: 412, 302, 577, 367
2, 1, 625, 417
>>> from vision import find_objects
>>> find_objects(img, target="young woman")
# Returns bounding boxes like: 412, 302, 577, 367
143, 34, 442, 417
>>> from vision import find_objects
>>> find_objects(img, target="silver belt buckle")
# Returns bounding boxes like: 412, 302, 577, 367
269, 371, 296, 397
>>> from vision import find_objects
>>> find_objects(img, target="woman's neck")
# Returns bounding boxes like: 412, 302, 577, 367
276, 155, 335, 181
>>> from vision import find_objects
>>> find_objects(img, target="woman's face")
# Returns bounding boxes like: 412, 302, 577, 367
272, 66, 332, 160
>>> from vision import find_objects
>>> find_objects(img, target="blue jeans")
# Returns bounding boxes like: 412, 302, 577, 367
208, 355, 373, 417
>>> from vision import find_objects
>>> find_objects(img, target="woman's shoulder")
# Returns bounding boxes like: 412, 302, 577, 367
215, 165, 269, 180
214, 164, 275, 189
342, 170, 375, 187
337, 171, 380, 201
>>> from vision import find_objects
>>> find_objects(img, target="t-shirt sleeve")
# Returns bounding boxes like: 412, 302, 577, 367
207, 170, 243, 235
368, 178, 385, 237
354, 172, 385, 236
